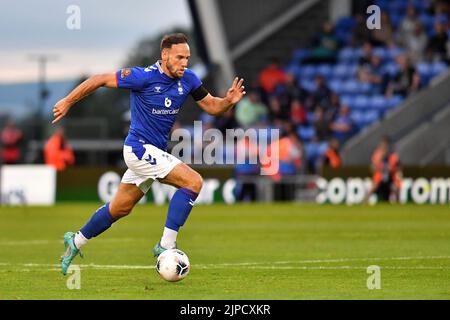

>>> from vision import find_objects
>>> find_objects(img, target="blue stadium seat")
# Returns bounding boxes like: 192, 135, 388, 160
306, 112, 316, 124
417, 62, 432, 76
350, 110, 365, 127
336, 30, 353, 46
417, 62, 432, 84
333, 64, 351, 79
383, 62, 399, 77
432, 62, 448, 77
412, 0, 429, 12
300, 65, 317, 79
340, 80, 372, 95
435, 14, 449, 26
291, 49, 310, 64
387, 47, 405, 60
279, 161, 297, 175
388, 95, 404, 109
373, 47, 388, 60
329, 79, 343, 94
353, 95, 370, 109
304, 143, 319, 163
420, 14, 434, 35
338, 47, 354, 64
338, 47, 361, 64
390, 13, 405, 30
370, 95, 389, 111
358, 82, 373, 94
300, 79, 316, 92
297, 126, 316, 142
340, 95, 355, 109
342, 80, 360, 95
364, 110, 380, 124
335, 16, 355, 45
284, 63, 302, 77
335, 16, 356, 32
317, 142, 329, 155
388, 0, 408, 15
316, 64, 333, 77
374, 0, 389, 10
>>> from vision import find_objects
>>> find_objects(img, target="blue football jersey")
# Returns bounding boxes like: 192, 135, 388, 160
116, 61, 202, 153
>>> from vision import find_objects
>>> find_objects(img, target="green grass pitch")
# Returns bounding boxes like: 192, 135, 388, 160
0, 203, 449, 299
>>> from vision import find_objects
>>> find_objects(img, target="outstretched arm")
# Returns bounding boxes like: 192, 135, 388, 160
196, 77, 246, 116
52, 72, 117, 124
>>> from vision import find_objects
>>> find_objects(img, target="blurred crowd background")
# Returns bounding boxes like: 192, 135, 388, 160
1, 0, 450, 203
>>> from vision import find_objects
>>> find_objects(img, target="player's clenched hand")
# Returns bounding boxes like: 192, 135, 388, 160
52, 98, 72, 124
225, 77, 246, 105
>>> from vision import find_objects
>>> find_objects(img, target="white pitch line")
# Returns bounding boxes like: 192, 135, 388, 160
1, 266, 449, 272
0, 240, 53, 246
235, 266, 450, 270
0, 256, 450, 271
17, 263, 155, 269
197, 255, 450, 267
0, 238, 144, 246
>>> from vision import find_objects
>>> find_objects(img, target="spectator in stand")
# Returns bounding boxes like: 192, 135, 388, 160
330, 104, 354, 144
290, 99, 307, 126
371, 12, 395, 47
428, 0, 450, 16
262, 124, 303, 200
364, 136, 402, 203
386, 54, 421, 96
234, 135, 260, 202
308, 21, 340, 64
399, 5, 421, 43
268, 95, 289, 128
44, 127, 75, 171
323, 93, 341, 123
403, 22, 428, 63
313, 106, 330, 141
425, 20, 449, 62
258, 57, 288, 96
1, 120, 23, 164
318, 138, 342, 175
358, 41, 374, 66
214, 108, 237, 135
274, 73, 308, 110
353, 14, 372, 46
358, 54, 387, 94
235, 90, 268, 128
307, 75, 332, 111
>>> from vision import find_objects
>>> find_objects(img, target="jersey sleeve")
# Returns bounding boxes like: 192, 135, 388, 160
186, 69, 203, 93
116, 67, 148, 90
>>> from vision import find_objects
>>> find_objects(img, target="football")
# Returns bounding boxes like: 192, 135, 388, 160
156, 249, 190, 282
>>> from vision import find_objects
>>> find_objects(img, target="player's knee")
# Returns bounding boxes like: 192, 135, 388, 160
189, 173, 203, 194
109, 201, 134, 219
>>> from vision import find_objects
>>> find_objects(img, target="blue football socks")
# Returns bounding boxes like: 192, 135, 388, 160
80, 203, 115, 239
165, 188, 198, 232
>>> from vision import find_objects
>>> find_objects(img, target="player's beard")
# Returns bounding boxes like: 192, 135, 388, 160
166, 61, 181, 79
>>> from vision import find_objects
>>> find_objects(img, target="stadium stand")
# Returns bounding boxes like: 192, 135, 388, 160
196, 0, 450, 174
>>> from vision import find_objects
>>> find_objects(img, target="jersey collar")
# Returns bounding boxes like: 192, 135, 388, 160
156, 60, 182, 81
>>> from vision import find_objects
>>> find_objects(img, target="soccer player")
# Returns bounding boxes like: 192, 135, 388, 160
53, 33, 246, 275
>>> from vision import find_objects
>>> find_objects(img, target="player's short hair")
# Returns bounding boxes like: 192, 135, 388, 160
160, 33, 188, 51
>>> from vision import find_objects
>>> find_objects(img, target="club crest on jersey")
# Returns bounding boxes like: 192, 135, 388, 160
177, 81, 184, 95
164, 97, 172, 108
120, 68, 132, 79
154, 86, 161, 93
